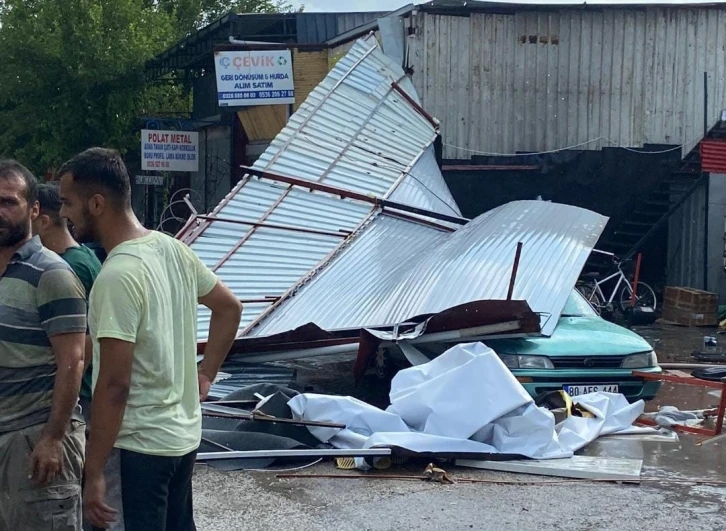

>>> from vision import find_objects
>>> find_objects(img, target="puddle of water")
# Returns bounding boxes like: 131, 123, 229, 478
581, 435, 726, 483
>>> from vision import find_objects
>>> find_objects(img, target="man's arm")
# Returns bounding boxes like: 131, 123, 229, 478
83, 263, 141, 528
83, 338, 132, 528
30, 331, 85, 485
33, 267, 87, 485
197, 281, 242, 401
85, 338, 133, 478
43, 332, 86, 440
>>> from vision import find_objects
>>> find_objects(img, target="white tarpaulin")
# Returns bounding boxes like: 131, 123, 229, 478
288, 342, 647, 468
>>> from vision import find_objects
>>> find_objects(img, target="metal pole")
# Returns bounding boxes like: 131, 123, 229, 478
704, 173, 710, 291
704, 72, 709, 137
630, 253, 642, 307
703, 72, 710, 291
507, 242, 524, 300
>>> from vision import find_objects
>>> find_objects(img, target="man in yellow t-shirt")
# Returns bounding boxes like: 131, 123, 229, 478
58, 148, 242, 530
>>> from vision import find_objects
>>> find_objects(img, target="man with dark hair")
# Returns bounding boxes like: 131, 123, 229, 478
58, 147, 242, 531
33, 183, 101, 422
0, 160, 87, 530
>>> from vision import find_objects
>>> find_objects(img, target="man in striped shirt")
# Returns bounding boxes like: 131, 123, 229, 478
0, 161, 87, 531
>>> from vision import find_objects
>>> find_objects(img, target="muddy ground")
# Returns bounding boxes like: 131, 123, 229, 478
193, 323, 726, 530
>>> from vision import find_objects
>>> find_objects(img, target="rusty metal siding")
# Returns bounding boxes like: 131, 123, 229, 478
410, 7, 726, 160
701, 140, 726, 173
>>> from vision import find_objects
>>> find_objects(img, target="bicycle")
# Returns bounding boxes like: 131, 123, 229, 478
577, 250, 657, 315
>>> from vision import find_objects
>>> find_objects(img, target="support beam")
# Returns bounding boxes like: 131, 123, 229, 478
240, 166, 470, 226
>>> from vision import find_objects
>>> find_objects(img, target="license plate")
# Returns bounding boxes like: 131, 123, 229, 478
563, 384, 619, 396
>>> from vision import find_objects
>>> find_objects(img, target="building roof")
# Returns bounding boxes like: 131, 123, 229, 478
146, 11, 388, 80
420, 0, 726, 12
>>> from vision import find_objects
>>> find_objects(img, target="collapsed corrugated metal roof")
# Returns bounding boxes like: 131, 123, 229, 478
181, 34, 607, 348
180, 35, 460, 341
252, 201, 607, 338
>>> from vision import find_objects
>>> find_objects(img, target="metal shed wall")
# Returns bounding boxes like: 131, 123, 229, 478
668, 174, 726, 299
409, 7, 726, 159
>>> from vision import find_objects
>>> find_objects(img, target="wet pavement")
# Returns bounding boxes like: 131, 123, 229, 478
195, 324, 726, 529
634, 322, 725, 363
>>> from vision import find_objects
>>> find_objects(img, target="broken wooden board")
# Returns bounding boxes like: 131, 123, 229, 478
456, 455, 642, 482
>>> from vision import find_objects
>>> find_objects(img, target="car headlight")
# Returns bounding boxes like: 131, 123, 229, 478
621, 351, 658, 369
498, 355, 554, 370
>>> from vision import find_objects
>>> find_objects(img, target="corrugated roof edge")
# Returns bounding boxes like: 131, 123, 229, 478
325, 4, 417, 46
420, 0, 726, 13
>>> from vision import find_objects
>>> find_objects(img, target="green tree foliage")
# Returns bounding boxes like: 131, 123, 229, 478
0, 0, 291, 174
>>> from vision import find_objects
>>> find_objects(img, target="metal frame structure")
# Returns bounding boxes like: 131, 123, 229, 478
196, 448, 392, 461
633, 370, 726, 441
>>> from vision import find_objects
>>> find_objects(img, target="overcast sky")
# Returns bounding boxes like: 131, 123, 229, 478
290, 0, 413, 12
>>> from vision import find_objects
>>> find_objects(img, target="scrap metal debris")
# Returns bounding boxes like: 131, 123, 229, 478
181, 36, 607, 368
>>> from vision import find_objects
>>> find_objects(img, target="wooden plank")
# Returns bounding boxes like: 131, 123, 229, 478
457, 456, 643, 482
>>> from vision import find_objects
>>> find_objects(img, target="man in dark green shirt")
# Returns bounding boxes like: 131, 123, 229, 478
33, 183, 101, 420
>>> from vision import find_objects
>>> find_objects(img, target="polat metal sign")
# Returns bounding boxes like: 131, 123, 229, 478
214, 50, 295, 107
141, 130, 199, 172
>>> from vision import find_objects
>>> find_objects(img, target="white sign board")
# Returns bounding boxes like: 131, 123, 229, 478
141, 130, 199, 172
214, 50, 295, 107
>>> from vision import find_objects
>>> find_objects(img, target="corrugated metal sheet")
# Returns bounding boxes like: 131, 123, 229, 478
701, 139, 726, 173
388, 145, 461, 216
329, 31, 382, 69
253, 201, 608, 337
409, 8, 726, 159
183, 36, 459, 341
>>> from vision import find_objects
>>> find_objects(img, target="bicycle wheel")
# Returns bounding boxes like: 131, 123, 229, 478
619, 281, 657, 312
577, 282, 604, 314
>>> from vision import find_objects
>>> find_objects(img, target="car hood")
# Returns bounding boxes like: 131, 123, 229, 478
485, 316, 653, 356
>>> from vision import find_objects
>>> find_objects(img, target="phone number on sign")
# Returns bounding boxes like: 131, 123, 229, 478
146, 161, 171, 169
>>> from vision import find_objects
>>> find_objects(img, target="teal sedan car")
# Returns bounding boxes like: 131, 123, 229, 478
485, 289, 663, 402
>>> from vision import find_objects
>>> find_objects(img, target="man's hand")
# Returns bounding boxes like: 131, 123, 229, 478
198, 371, 213, 402
83, 471, 118, 528
30, 436, 63, 486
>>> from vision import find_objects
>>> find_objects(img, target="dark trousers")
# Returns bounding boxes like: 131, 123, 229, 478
119, 448, 197, 531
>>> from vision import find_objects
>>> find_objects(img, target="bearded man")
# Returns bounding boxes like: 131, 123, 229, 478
0, 160, 87, 531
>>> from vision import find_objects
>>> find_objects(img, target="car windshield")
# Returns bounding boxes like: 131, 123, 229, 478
561, 289, 598, 317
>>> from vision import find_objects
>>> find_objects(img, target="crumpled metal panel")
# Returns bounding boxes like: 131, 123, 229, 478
251, 201, 608, 338
191, 191, 372, 340
184, 36, 460, 342
251, 37, 457, 209
388, 144, 461, 217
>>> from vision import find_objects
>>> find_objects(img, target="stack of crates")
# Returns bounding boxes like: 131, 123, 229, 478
662, 287, 718, 327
